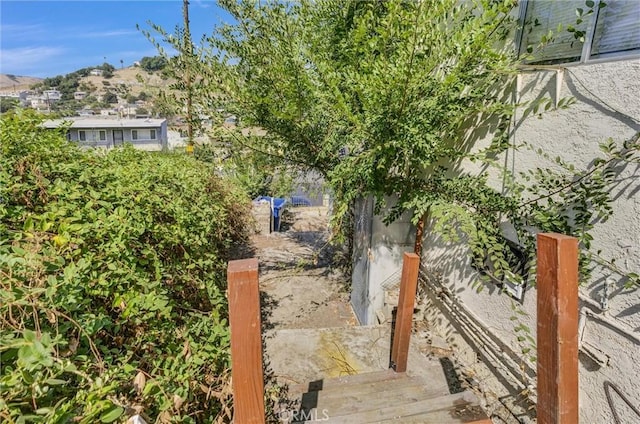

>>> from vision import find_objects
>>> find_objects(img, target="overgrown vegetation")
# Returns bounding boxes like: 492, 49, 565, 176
194, 142, 294, 200
139, 56, 168, 72
192, 0, 639, 290
193, 0, 524, 259
0, 111, 251, 423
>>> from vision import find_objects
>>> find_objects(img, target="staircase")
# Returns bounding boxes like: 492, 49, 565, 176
285, 369, 491, 423
228, 253, 493, 424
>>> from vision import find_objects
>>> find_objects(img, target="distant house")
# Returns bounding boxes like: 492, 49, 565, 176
90, 69, 103, 76
119, 104, 139, 118
42, 89, 61, 101
73, 91, 87, 100
43, 117, 168, 151
76, 107, 95, 117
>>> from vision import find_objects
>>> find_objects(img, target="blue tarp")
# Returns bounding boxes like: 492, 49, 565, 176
254, 196, 287, 232
254, 195, 314, 231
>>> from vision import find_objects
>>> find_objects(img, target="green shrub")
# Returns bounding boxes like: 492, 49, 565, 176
0, 111, 250, 423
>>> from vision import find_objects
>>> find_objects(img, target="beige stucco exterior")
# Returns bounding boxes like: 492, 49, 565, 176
353, 35, 639, 424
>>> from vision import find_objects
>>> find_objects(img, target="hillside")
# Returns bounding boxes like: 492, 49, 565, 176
79, 66, 173, 99
0, 74, 42, 91
10, 63, 177, 116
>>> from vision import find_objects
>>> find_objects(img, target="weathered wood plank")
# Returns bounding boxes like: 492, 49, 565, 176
320, 391, 481, 423
390, 252, 421, 372
228, 258, 265, 424
287, 369, 405, 397
536, 233, 579, 424
309, 379, 450, 416
376, 410, 492, 423
311, 374, 426, 400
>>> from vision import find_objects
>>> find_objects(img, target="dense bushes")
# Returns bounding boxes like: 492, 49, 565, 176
0, 112, 251, 423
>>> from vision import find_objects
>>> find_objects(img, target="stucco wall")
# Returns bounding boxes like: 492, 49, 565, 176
352, 197, 415, 324
421, 59, 640, 422
354, 58, 639, 421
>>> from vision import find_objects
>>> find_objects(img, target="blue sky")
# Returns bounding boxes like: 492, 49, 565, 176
0, 0, 234, 77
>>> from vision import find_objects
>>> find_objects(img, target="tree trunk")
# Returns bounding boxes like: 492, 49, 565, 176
414, 214, 425, 257
183, 0, 194, 151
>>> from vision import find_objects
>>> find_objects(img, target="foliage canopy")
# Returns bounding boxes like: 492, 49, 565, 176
207, 0, 519, 227
0, 111, 250, 422
201, 0, 640, 290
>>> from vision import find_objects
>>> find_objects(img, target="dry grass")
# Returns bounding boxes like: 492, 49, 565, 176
80, 67, 175, 97
0, 74, 43, 91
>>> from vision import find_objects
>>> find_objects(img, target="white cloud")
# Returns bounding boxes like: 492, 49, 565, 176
0, 46, 66, 76
0, 23, 48, 42
90, 48, 159, 65
193, 0, 212, 9
83, 29, 139, 38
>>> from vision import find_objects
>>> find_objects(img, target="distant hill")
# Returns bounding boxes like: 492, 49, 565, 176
0, 74, 43, 91
78, 66, 171, 99
1, 61, 191, 122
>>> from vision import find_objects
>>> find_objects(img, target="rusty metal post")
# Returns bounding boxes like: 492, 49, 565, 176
391, 252, 421, 373
228, 258, 265, 423
536, 233, 579, 424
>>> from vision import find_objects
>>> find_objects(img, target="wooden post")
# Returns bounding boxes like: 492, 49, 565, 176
536, 233, 579, 424
391, 252, 420, 373
228, 258, 265, 424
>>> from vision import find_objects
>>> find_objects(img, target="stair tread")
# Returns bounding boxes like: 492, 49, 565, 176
302, 379, 452, 416
375, 409, 492, 424
288, 358, 447, 390
298, 390, 486, 423
303, 372, 432, 397
288, 369, 404, 393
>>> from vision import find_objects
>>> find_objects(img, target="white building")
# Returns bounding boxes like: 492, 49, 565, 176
42, 89, 61, 102
43, 117, 169, 151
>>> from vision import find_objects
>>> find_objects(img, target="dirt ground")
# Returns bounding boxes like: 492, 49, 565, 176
251, 206, 358, 330
249, 205, 529, 423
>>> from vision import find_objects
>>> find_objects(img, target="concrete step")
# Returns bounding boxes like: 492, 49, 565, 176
265, 325, 448, 387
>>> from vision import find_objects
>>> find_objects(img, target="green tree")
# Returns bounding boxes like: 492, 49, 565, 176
103, 91, 118, 104
0, 97, 19, 113
209, 0, 519, 231
100, 62, 115, 78
139, 55, 168, 72
142, 0, 640, 290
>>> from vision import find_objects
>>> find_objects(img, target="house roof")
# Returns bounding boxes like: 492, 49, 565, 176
43, 117, 166, 129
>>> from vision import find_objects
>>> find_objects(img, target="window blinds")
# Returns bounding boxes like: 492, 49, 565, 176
520, 0, 591, 62
590, 0, 640, 57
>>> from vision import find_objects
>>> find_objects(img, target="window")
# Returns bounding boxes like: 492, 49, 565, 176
150, 129, 156, 140
590, 1, 640, 58
132, 130, 138, 140
79, 130, 86, 141
99, 130, 106, 141
519, 0, 640, 64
